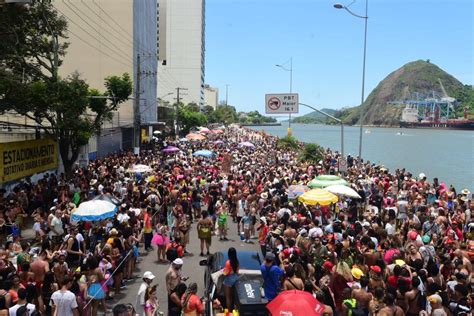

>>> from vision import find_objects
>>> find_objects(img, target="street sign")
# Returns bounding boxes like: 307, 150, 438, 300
338, 158, 347, 172
265, 93, 299, 114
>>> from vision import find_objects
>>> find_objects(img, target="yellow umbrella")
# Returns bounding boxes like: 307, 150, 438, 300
298, 188, 338, 206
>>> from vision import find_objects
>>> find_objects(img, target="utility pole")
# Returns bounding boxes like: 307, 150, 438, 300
133, 54, 141, 154
175, 87, 187, 139
225, 84, 230, 106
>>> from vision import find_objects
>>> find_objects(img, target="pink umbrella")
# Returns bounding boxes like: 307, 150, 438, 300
161, 146, 180, 153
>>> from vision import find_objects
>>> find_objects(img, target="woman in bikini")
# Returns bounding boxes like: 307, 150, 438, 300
197, 211, 213, 256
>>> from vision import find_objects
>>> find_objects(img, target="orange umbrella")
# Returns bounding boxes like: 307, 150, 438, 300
186, 133, 206, 141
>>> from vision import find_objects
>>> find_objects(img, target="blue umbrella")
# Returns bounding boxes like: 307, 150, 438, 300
193, 149, 215, 158
72, 200, 117, 222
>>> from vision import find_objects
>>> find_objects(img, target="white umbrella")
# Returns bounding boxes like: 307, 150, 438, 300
72, 200, 117, 222
127, 164, 153, 173
239, 141, 255, 148
325, 184, 361, 199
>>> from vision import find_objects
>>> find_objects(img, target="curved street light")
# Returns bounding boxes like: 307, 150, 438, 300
334, 0, 368, 161
275, 57, 293, 132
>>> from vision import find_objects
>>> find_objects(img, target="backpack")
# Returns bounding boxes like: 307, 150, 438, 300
166, 242, 182, 261
343, 298, 365, 316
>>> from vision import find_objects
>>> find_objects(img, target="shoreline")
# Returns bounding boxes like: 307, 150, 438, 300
244, 126, 472, 191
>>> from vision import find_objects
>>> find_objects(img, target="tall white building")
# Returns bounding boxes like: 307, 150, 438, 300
158, 0, 205, 107
204, 85, 219, 109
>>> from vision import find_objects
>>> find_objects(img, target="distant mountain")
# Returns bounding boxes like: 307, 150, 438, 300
289, 108, 337, 124
335, 60, 472, 126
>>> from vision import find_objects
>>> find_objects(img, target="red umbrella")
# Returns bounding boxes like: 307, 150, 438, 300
266, 290, 325, 316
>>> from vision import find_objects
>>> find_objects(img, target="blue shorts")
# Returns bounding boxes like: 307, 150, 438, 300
223, 273, 239, 287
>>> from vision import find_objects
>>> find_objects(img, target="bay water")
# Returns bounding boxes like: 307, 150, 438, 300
252, 124, 473, 191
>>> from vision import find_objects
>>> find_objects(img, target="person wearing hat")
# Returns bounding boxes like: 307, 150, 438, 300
166, 258, 188, 297
261, 252, 284, 301
135, 271, 155, 316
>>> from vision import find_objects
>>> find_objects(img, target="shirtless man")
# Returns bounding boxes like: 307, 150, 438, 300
29, 250, 50, 286
454, 249, 472, 274
405, 277, 423, 316
378, 293, 404, 316
352, 276, 373, 312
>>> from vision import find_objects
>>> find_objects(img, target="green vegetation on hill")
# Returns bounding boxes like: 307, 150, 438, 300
336, 60, 472, 125
290, 108, 337, 124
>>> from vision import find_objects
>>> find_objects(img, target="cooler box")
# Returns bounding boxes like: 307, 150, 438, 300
233, 279, 268, 316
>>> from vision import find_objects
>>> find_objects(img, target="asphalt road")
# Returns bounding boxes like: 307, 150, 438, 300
116, 218, 260, 315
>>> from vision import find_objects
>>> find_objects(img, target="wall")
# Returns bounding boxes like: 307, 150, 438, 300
158, 0, 205, 106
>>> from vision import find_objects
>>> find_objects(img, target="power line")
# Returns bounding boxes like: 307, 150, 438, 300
91, 0, 150, 55
64, 0, 136, 54
66, 28, 132, 68
59, 1, 132, 61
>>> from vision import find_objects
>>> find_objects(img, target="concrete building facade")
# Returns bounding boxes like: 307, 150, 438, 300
204, 85, 219, 109
158, 0, 205, 107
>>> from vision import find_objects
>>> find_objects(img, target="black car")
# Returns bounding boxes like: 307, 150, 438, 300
200, 251, 268, 316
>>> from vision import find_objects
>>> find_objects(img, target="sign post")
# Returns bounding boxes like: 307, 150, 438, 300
339, 157, 347, 173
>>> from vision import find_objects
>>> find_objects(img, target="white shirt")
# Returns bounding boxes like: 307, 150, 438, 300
135, 282, 149, 316
308, 227, 323, 238
385, 222, 395, 235
49, 216, 64, 237
237, 200, 246, 217
9, 303, 36, 316
50, 290, 78, 316
117, 213, 130, 223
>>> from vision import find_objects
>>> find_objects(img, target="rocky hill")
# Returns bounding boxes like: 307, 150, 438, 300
336, 60, 471, 126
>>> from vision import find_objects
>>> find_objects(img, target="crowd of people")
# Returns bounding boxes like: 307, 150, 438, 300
0, 125, 472, 316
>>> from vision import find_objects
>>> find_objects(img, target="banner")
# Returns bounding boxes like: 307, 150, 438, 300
0, 138, 58, 183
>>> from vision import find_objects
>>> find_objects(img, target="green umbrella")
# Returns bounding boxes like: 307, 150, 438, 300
308, 178, 349, 189
316, 175, 342, 181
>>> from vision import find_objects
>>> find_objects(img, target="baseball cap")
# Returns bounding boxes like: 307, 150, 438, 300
408, 230, 418, 241
370, 265, 382, 273
173, 258, 184, 265
323, 261, 334, 270
143, 271, 155, 280
265, 252, 276, 262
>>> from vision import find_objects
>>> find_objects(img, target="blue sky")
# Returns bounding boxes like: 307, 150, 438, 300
204, 0, 473, 116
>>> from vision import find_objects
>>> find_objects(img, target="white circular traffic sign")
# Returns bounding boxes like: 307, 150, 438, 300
268, 97, 281, 111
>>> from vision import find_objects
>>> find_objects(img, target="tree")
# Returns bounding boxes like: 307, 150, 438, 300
299, 143, 325, 163
201, 105, 215, 117
276, 135, 299, 150
0, 1, 132, 174
209, 105, 238, 124
177, 104, 207, 134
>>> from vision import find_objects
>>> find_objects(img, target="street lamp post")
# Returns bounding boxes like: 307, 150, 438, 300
334, 0, 368, 161
276, 57, 293, 131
